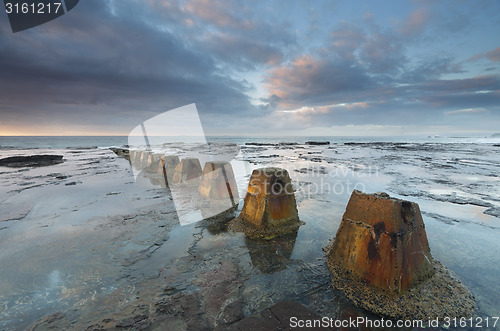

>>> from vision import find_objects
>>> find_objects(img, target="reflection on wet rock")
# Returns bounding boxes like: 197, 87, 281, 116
245, 231, 297, 274
229, 167, 303, 239
326, 190, 476, 320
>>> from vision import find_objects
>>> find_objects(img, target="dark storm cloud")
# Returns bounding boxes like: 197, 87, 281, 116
399, 57, 463, 82
1, 0, 499, 135
203, 33, 284, 69
359, 31, 406, 74
0, 0, 263, 132
412, 76, 500, 93
329, 22, 365, 61
149, 0, 296, 69
422, 91, 500, 109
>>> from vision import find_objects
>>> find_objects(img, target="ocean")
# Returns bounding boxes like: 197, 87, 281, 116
1, 134, 499, 150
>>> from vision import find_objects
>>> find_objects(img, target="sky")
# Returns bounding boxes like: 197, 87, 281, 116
1, 0, 499, 136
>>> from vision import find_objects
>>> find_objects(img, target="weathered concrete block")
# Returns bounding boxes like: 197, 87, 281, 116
130, 150, 137, 160
129, 150, 140, 169
145, 153, 162, 173
139, 150, 152, 168
158, 155, 180, 188
240, 168, 298, 228
197, 161, 239, 226
172, 158, 202, 185
327, 190, 434, 294
199, 161, 238, 203
229, 167, 302, 238
326, 191, 475, 320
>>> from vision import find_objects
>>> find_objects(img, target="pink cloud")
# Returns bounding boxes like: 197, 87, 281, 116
469, 46, 500, 62
486, 47, 500, 62
399, 8, 431, 37
265, 55, 322, 105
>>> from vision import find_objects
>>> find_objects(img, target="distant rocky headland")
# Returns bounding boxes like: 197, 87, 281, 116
0, 155, 63, 167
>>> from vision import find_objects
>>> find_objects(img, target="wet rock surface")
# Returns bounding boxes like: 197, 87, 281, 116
219, 301, 326, 330
305, 141, 330, 145
0, 155, 63, 167
109, 147, 129, 159
327, 259, 476, 320
1, 140, 499, 330
31, 223, 339, 330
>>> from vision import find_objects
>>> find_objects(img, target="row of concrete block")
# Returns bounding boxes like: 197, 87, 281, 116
124, 148, 473, 319
130, 150, 433, 296
125, 150, 472, 316
129, 150, 239, 202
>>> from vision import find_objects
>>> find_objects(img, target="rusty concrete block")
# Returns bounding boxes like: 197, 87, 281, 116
327, 190, 434, 294
139, 150, 151, 168
129, 150, 141, 169
158, 155, 180, 188
172, 157, 202, 185
145, 153, 163, 173
229, 167, 302, 239
199, 161, 238, 203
